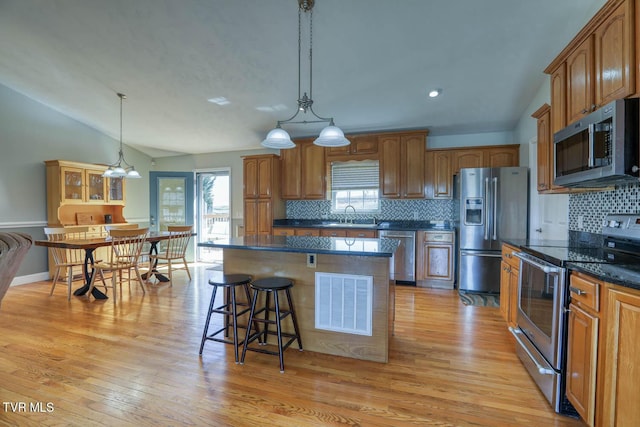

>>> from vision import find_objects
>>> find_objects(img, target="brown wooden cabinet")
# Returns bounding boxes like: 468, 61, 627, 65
567, 36, 595, 124
379, 131, 426, 199
546, 0, 635, 127
417, 231, 454, 289
45, 160, 127, 227
452, 149, 484, 176
325, 134, 378, 160
280, 139, 326, 200
594, 0, 635, 106
425, 150, 453, 199
566, 272, 601, 427
499, 243, 520, 327
550, 63, 567, 133
599, 283, 640, 427
243, 154, 284, 236
532, 104, 554, 193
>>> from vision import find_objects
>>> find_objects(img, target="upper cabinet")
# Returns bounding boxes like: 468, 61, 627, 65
45, 160, 126, 227
325, 134, 378, 160
546, 0, 635, 127
532, 104, 553, 193
379, 131, 427, 199
566, 36, 595, 124
425, 150, 453, 199
280, 138, 326, 200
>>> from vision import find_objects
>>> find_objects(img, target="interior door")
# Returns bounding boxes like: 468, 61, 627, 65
149, 171, 194, 232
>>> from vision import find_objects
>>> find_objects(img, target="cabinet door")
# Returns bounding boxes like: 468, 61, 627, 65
500, 261, 511, 322
566, 303, 598, 427
533, 104, 552, 192
281, 144, 302, 199
85, 169, 106, 203
594, 1, 634, 107
300, 142, 325, 199
346, 229, 377, 238
256, 199, 272, 235
351, 135, 378, 156
567, 36, 595, 123
550, 63, 567, 134
320, 229, 347, 237
485, 147, 518, 168
273, 227, 295, 236
402, 134, 425, 198
601, 287, 640, 427
257, 157, 273, 198
433, 150, 452, 199
379, 135, 402, 198
243, 199, 258, 235
60, 166, 85, 204
508, 267, 519, 327
423, 244, 453, 281
453, 150, 484, 175
243, 158, 258, 198
107, 176, 125, 204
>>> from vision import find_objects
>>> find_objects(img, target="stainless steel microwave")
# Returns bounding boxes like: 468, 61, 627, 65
553, 98, 639, 188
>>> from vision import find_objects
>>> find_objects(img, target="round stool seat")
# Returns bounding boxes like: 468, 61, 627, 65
251, 277, 293, 291
208, 272, 251, 287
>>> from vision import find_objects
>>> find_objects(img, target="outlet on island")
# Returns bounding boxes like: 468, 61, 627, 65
306, 253, 317, 268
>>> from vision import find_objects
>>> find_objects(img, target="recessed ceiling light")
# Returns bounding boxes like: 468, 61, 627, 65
207, 97, 230, 106
428, 89, 442, 98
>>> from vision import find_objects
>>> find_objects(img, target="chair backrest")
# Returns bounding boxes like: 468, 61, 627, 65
107, 228, 149, 268
0, 232, 33, 308
44, 226, 89, 266
165, 225, 193, 258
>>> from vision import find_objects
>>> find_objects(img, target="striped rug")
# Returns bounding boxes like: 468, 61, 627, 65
458, 291, 500, 307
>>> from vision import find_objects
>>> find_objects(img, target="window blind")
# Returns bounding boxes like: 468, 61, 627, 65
331, 161, 379, 190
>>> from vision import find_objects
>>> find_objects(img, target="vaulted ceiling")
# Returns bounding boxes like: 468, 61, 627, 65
0, 0, 606, 158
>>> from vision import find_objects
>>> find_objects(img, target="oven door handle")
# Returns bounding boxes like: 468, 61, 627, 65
509, 327, 556, 376
513, 252, 561, 274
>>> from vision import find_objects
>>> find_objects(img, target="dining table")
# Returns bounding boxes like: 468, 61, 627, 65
35, 230, 195, 300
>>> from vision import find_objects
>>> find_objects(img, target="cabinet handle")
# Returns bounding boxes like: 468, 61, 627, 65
570, 286, 586, 296
581, 108, 589, 114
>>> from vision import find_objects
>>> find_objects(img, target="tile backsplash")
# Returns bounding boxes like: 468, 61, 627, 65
569, 182, 640, 233
286, 199, 456, 221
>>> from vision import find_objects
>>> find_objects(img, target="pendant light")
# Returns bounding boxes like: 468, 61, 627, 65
261, 0, 349, 149
103, 93, 141, 179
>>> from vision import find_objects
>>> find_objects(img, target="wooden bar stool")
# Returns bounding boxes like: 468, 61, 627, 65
199, 272, 259, 363
240, 277, 303, 373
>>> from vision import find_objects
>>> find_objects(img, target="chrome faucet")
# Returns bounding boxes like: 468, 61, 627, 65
344, 205, 356, 224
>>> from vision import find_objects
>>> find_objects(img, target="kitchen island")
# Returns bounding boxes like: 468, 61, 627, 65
198, 235, 398, 362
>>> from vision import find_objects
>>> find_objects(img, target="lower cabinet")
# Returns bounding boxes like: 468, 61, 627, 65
566, 272, 601, 427
599, 284, 640, 427
416, 231, 454, 288
500, 243, 519, 327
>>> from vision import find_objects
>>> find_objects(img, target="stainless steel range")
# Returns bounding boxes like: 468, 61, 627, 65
509, 214, 640, 416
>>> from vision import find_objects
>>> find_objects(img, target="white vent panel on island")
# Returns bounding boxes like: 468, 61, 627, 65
314, 272, 373, 336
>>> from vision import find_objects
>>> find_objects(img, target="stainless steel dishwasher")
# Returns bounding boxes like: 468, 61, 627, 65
379, 230, 415, 284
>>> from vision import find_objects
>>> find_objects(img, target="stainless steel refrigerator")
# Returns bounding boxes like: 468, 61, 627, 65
457, 167, 528, 293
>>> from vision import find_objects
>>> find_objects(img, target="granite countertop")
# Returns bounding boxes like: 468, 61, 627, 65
198, 235, 399, 257
567, 262, 640, 291
272, 219, 455, 231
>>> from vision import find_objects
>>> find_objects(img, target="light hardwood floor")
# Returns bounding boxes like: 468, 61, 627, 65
0, 265, 584, 427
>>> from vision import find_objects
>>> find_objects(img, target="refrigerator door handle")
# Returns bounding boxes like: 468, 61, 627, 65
484, 177, 490, 240
492, 177, 498, 240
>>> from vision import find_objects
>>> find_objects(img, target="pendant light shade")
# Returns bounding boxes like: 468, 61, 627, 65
261, 127, 296, 149
314, 125, 350, 147
102, 93, 141, 179
261, 0, 349, 150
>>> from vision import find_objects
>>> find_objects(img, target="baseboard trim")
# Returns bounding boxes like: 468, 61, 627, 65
11, 272, 49, 286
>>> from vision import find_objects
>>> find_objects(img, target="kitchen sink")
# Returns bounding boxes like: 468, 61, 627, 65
324, 222, 379, 229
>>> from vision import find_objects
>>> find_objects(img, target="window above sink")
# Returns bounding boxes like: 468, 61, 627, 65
330, 160, 380, 214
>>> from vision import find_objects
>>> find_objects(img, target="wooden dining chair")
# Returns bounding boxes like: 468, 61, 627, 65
149, 225, 193, 285
105, 224, 145, 284
87, 228, 149, 304
44, 226, 91, 300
